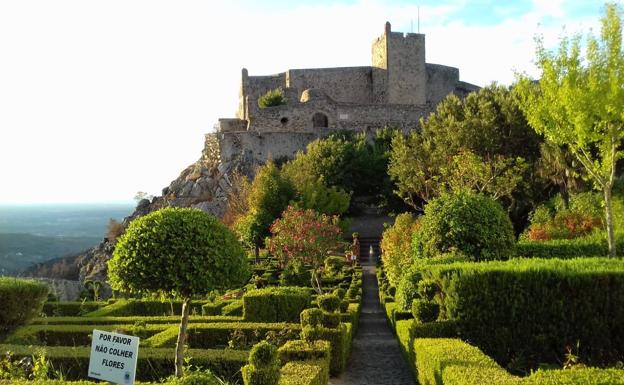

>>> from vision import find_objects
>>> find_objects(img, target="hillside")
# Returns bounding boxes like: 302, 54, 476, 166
0, 233, 100, 274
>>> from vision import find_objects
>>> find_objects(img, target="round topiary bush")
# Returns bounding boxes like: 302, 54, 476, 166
249, 340, 278, 368
300, 308, 323, 328
413, 191, 515, 261
412, 299, 440, 323
324, 256, 346, 276
317, 294, 341, 313
333, 288, 346, 300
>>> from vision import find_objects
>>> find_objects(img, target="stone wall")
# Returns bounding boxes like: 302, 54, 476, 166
426, 63, 460, 106
287, 67, 373, 104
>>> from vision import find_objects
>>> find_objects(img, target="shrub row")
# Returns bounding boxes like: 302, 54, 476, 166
0, 344, 248, 382
84, 299, 208, 317
5, 323, 171, 346
33, 315, 241, 325
422, 257, 624, 369
144, 322, 301, 349
278, 340, 331, 384
42, 301, 108, 317
0, 278, 48, 337
516, 236, 624, 258
243, 287, 312, 323
413, 338, 624, 385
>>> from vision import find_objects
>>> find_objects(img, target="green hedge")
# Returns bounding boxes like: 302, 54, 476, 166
42, 301, 107, 317
243, 287, 311, 323
84, 299, 207, 317
279, 360, 328, 385
0, 382, 157, 385
278, 340, 331, 364
144, 322, 301, 349
414, 338, 624, 385
32, 315, 241, 325
5, 323, 171, 346
0, 278, 48, 337
423, 257, 624, 369
0, 344, 248, 382
222, 300, 243, 316
300, 323, 351, 376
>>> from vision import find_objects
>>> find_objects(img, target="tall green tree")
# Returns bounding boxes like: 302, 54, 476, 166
234, 161, 295, 258
515, 3, 624, 256
108, 208, 249, 377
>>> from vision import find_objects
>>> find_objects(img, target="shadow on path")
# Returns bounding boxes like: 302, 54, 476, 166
329, 253, 414, 385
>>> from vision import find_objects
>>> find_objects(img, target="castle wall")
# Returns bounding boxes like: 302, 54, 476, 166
426, 64, 460, 106
287, 67, 373, 104
371, 23, 389, 103
218, 130, 335, 174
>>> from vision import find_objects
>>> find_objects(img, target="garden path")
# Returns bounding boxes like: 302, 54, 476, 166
329, 248, 414, 385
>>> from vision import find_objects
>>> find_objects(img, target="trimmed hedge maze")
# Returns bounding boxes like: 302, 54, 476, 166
377, 257, 624, 385
0, 268, 363, 385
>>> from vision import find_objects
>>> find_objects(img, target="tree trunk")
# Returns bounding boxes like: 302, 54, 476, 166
174, 298, 191, 377
604, 187, 617, 257
254, 245, 259, 264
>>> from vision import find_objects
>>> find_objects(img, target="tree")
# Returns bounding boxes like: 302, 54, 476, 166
267, 206, 344, 293
108, 208, 249, 377
515, 3, 624, 256
234, 162, 295, 259
380, 213, 420, 287
388, 85, 542, 216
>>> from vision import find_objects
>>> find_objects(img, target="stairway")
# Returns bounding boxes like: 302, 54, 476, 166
359, 237, 381, 264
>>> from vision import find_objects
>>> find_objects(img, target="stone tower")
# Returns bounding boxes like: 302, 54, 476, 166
372, 22, 427, 105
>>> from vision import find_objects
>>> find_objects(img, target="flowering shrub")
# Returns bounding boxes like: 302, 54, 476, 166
380, 213, 420, 287
268, 206, 344, 293
526, 210, 602, 241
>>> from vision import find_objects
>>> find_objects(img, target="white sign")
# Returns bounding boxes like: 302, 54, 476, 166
88, 329, 139, 385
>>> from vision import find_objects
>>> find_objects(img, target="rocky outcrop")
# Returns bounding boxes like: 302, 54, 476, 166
77, 133, 246, 284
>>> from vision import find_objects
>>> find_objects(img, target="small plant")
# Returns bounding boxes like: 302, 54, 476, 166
258, 88, 287, 108
241, 341, 280, 385
411, 299, 439, 323
264, 326, 299, 347
563, 342, 585, 370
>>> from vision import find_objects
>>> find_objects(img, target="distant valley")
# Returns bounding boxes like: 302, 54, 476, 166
0, 203, 133, 275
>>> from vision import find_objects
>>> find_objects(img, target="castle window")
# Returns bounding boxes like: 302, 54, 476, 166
312, 112, 328, 128
280, 117, 289, 125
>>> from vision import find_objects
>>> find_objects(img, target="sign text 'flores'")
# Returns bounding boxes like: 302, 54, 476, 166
88, 329, 139, 385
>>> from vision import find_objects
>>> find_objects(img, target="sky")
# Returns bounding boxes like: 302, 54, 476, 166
0, 0, 610, 204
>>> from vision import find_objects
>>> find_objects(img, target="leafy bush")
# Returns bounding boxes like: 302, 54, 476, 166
300, 309, 323, 328
323, 257, 345, 276
413, 191, 515, 261
300, 324, 350, 376
380, 213, 420, 287
242, 341, 280, 385
411, 299, 439, 323
243, 287, 311, 323
0, 278, 48, 338
422, 257, 624, 371
257, 88, 287, 108
279, 360, 328, 385
316, 294, 340, 313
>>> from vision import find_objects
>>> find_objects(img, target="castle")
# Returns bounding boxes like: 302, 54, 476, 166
76, 24, 480, 284
215, 22, 478, 171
